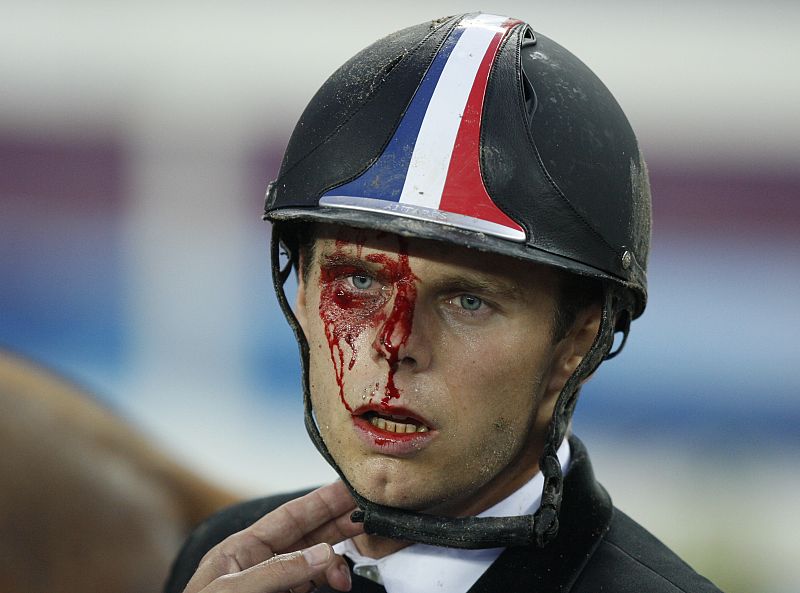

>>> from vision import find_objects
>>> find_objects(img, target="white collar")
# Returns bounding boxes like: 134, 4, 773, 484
334, 439, 571, 593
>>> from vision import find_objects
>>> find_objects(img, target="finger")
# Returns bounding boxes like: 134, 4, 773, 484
284, 552, 353, 593
323, 553, 353, 592
288, 499, 365, 554
208, 543, 337, 593
288, 576, 321, 593
185, 482, 362, 591
186, 530, 275, 592
247, 481, 362, 553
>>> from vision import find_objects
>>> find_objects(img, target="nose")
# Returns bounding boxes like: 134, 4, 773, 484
372, 289, 431, 372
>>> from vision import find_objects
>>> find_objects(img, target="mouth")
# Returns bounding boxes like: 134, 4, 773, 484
360, 410, 430, 434
351, 404, 436, 453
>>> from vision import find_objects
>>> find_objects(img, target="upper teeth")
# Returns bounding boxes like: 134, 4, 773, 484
370, 416, 429, 433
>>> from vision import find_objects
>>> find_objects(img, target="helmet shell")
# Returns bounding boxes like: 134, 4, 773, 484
265, 12, 650, 317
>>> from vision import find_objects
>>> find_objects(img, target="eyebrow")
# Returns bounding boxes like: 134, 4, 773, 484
318, 252, 381, 272
436, 275, 521, 297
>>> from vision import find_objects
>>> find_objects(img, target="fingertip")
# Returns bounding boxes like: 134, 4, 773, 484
338, 561, 353, 591
302, 542, 333, 568
325, 556, 353, 591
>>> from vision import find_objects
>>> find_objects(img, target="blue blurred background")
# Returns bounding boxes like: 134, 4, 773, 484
1, 2, 798, 592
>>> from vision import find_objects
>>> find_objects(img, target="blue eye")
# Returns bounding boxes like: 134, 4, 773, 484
459, 295, 483, 311
350, 275, 373, 290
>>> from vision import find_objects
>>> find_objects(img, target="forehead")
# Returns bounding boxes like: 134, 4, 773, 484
308, 223, 560, 292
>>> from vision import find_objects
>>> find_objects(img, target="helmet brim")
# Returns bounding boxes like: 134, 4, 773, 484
267, 206, 646, 318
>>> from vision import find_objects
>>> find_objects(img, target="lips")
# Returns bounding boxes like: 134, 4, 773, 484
352, 403, 433, 432
351, 403, 436, 454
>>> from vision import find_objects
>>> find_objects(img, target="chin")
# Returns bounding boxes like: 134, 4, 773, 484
362, 485, 473, 516
362, 488, 444, 512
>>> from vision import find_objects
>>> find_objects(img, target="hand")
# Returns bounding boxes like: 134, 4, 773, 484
183, 481, 365, 593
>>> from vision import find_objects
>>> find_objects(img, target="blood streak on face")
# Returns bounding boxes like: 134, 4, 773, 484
365, 250, 417, 407
317, 237, 418, 413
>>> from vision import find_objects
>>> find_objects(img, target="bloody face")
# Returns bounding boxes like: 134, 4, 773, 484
296, 224, 577, 516
317, 236, 418, 412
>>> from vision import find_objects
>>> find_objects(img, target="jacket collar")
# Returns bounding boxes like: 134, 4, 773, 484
468, 436, 613, 593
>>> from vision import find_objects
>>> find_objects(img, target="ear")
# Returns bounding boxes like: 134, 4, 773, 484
547, 304, 602, 395
294, 252, 310, 334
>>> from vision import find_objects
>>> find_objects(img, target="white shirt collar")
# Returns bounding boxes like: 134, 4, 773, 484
333, 439, 571, 593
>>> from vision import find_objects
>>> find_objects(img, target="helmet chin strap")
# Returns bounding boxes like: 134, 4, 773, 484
271, 229, 624, 549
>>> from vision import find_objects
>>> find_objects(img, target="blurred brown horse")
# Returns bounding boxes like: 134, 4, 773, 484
0, 351, 239, 593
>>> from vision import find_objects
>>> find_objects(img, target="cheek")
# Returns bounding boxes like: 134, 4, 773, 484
317, 295, 378, 412
448, 325, 550, 386
435, 385, 538, 498
305, 318, 341, 405
305, 314, 379, 423
444, 332, 551, 435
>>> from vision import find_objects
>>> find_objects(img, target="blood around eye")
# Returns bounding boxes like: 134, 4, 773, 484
318, 256, 390, 413
317, 239, 419, 413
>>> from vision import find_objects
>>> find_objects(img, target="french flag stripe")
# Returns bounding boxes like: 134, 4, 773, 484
321, 25, 466, 202
437, 21, 522, 229
398, 17, 505, 208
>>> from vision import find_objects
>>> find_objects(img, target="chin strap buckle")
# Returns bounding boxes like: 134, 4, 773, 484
533, 506, 560, 548
533, 451, 564, 547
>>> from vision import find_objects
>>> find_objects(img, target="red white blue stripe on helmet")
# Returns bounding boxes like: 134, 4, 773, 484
320, 14, 526, 242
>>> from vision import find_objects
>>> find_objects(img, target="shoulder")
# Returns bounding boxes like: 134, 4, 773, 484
575, 508, 723, 593
163, 488, 313, 593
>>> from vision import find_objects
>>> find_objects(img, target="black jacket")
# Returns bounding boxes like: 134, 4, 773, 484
165, 437, 722, 592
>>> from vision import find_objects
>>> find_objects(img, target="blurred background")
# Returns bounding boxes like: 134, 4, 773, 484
1, 1, 798, 592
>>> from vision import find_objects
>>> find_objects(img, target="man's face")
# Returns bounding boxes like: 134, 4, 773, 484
295, 224, 582, 516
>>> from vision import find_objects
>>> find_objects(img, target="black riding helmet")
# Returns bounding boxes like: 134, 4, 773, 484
264, 12, 651, 549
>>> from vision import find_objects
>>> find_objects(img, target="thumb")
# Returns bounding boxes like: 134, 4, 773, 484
242, 543, 336, 593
